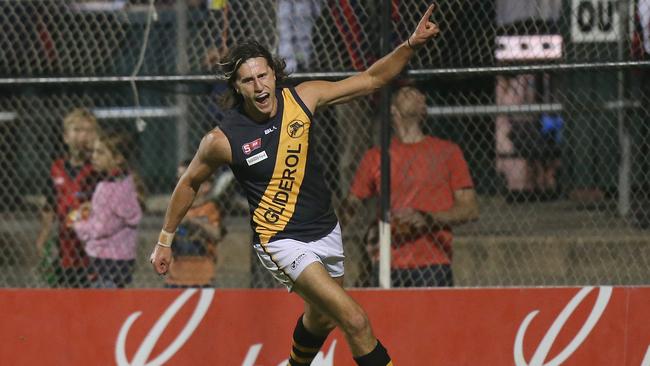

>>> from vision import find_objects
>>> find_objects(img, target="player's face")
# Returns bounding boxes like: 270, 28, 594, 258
234, 57, 277, 121
91, 140, 122, 172
64, 119, 97, 159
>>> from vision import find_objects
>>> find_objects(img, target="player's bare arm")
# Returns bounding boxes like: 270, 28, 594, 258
296, 4, 440, 112
150, 128, 232, 275
163, 129, 231, 232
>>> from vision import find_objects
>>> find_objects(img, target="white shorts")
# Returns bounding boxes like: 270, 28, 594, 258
253, 223, 344, 291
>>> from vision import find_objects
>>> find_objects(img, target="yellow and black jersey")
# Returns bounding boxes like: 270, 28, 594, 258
219, 87, 338, 245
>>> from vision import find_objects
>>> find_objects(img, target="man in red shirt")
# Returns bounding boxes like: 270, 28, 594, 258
35, 108, 99, 287
346, 86, 479, 287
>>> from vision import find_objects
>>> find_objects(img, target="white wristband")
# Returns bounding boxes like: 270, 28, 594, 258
158, 229, 175, 247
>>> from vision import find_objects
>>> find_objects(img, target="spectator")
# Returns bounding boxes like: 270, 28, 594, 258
35, 108, 99, 287
496, 74, 562, 203
164, 159, 225, 288
344, 86, 479, 287
201, 0, 230, 73
276, 0, 323, 73
72, 132, 144, 288
199, 0, 231, 125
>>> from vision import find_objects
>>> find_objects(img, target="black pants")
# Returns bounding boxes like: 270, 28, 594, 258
56, 266, 91, 288
372, 264, 453, 287
89, 257, 135, 288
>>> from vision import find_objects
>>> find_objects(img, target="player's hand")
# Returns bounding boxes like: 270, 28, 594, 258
408, 4, 440, 49
149, 244, 172, 276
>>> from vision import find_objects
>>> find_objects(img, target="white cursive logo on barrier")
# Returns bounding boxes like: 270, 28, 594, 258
242, 340, 337, 366
115, 289, 215, 366
514, 286, 612, 366
643, 346, 650, 366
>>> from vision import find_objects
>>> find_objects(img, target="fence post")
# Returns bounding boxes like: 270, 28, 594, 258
617, 0, 631, 216
378, 0, 392, 289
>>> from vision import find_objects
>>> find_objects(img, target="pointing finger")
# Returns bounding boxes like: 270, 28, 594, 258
422, 3, 435, 22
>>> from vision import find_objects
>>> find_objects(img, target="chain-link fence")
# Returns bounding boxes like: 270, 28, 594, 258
0, 0, 649, 288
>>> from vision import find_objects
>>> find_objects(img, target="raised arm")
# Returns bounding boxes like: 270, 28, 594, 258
296, 4, 440, 111
150, 128, 232, 275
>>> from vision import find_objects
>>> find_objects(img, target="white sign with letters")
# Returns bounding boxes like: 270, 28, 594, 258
571, 0, 620, 42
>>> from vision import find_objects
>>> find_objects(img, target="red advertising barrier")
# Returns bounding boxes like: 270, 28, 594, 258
1, 287, 649, 365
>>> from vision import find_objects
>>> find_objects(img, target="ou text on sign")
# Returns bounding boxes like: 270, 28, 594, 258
571, 0, 623, 42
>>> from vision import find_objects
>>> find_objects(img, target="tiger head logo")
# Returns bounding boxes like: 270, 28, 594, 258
287, 120, 305, 138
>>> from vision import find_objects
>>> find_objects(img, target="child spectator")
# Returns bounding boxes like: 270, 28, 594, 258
72, 133, 144, 288
35, 108, 99, 287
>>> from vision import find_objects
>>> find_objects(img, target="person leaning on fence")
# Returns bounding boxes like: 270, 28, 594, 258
164, 159, 225, 288
35, 108, 100, 288
71, 132, 144, 288
149, 5, 439, 366
343, 86, 479, 287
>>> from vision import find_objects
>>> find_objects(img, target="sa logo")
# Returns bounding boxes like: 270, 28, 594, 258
287, 120, 305, 138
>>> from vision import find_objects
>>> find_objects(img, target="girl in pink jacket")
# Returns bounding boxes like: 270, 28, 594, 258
72, 133, 143, 288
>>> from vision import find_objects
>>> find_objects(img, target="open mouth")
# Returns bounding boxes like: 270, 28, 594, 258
254, 92, 270, 105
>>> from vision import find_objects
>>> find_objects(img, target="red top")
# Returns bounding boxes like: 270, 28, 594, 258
350, 136, 474, 268
49, 158, 96, 268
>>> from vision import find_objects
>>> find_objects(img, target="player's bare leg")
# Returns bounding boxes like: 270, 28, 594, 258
302, 275, 344, 337
292, 262, 392, 365
285, 275, 342, 365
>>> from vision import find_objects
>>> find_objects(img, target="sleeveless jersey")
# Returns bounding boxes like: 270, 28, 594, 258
219, 87, 338, 245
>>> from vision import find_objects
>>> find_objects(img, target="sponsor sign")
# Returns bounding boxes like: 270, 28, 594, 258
1, 287, 649, 365
571, 0, 637, 42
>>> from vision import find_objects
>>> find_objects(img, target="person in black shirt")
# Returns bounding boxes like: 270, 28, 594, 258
150, 5, 440, 365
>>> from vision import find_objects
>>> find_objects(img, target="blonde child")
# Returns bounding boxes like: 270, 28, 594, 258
36, 108, 99, 287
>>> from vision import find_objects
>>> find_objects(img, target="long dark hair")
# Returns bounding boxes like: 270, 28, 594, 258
217, 40, 288, 109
